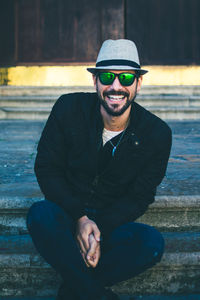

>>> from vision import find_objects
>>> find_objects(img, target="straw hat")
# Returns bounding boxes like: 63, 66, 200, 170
87, 39, 148, 75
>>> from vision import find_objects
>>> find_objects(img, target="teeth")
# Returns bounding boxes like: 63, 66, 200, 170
108, 95, 124, 100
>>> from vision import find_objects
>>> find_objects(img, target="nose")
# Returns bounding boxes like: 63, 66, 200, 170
110, 76, 123, 90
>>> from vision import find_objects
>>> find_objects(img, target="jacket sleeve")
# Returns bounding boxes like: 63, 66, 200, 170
94, 126, 172, 237
34, 96, 86, 220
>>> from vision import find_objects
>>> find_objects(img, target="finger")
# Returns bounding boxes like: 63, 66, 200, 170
81, 233, 90, 251
93, 226, 101, 242
87, 240, 98, 260
88, 249, 100, 268
81, 252, 90, 267
93, 245, 101, 266
77, 238, 87, 255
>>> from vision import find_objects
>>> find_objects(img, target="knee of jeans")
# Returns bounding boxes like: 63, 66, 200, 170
26, 200, 58, 234
26, 201, 46, 232
26, 200, 73, 234
146, 231, 165, 264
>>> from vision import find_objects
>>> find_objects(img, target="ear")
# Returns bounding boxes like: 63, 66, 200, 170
136, 75, 143, 93
92, 74, 97, 88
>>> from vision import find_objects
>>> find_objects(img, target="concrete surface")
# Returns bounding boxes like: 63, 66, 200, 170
1, 85, 200, 96
1, 296, 200, 300
1, 86, 200, 120
1, 120, 200, 194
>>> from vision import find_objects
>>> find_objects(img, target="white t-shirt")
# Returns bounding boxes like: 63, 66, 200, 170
102, 128, 123, 146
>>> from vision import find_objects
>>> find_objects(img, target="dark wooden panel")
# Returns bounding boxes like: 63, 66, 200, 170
69, 0, 101, 61
15, 0, 125, 63
0, 0, 15, 65
126, 0, 200, 65
101, 0, 124, 41
17, 0, 42, 62
16, 0, 102, 63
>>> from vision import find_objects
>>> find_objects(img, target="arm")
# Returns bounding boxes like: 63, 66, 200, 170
35, 97, 101, 267
34, 96, 85, 220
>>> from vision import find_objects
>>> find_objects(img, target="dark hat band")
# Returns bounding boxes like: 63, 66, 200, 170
96, 59, 141, 69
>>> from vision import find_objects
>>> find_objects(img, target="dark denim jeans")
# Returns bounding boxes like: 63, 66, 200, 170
27, 200, 164, 300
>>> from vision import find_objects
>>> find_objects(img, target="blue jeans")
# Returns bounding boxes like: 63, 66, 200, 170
27, 200, 164, 300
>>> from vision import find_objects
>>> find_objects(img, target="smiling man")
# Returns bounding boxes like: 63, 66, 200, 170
27, 39, 172, 300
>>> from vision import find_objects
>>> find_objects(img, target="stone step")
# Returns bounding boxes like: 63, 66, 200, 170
2, 296, 200, 300
1, 87, 200, 120
1, 232, 200, 255
1, 120, 199, 194
0, 107, 51, 120
0, 95, 200, 108
1, 106, 200, 120
0, 233, 199, 296
0, 182, 200, 235
0, 250, 200, 296
1, 85, 200, 96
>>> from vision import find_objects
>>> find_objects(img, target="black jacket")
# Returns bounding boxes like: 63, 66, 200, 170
35, 92, 172, 236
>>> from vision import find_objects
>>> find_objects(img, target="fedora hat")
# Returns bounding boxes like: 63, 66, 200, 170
87, 39, 148, 75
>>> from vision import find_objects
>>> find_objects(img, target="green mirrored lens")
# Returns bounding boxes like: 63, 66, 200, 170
118, 73, 135, 86
98, 72, 136, 86
99, 72, 115, 85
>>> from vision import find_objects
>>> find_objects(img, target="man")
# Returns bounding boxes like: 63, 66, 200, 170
27, 39, 172, 300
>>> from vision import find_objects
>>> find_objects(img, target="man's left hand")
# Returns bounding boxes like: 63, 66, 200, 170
86, 233, 101, 268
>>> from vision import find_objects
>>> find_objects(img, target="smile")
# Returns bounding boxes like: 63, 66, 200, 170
107, 95, 126, 102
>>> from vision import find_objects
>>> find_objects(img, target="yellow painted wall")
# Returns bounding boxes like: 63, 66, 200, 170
0, 65, 200, 86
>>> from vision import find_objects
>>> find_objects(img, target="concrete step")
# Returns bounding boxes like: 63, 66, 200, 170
0, 251, 199, 296
0, 182, 200, 235
1, 232, 200, 255
0, 96, 56, 107
2, 296, 200, 300
0, 233, 199, 297
0, 107, 51, 120
1, 105, 200, 120
0, 95, 200, 108
1, 120, 200, 194
1, 85, 200, 96
1, 86, 200, 120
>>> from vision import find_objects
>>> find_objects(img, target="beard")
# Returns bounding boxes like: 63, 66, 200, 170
96, 86, 137, 117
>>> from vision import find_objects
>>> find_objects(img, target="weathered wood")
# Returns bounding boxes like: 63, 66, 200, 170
17, 0, 41, 62
101, 0, 124, 41
1, 0, 200, 65
0, 0, 15, 66
126, 0, 200, 65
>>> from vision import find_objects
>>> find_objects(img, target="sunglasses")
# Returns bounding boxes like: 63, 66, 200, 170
98, 72, 138, 86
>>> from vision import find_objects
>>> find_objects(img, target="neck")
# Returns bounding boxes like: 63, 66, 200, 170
101, 106, 131, 131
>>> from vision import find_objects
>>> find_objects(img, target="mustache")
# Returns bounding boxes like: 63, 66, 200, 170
103, 90, 129, 97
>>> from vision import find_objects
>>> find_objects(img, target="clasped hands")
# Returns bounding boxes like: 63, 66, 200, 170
76, 215, 101, 268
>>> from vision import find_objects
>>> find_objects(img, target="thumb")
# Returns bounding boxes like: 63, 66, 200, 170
93, 226, 101, 242
87, 238, 97, 259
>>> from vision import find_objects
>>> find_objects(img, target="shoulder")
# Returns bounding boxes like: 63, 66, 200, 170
53, 92, 97, 110
50, 92, 98, 119
134, 102, 172, 146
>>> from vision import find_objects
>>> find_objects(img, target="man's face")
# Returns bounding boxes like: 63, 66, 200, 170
93, 70, 143, 117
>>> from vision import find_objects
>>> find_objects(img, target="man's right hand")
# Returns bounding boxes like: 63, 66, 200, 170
76, 215, 101, 267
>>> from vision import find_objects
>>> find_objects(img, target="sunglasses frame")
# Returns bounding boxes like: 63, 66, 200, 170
97, 71, 139, 86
